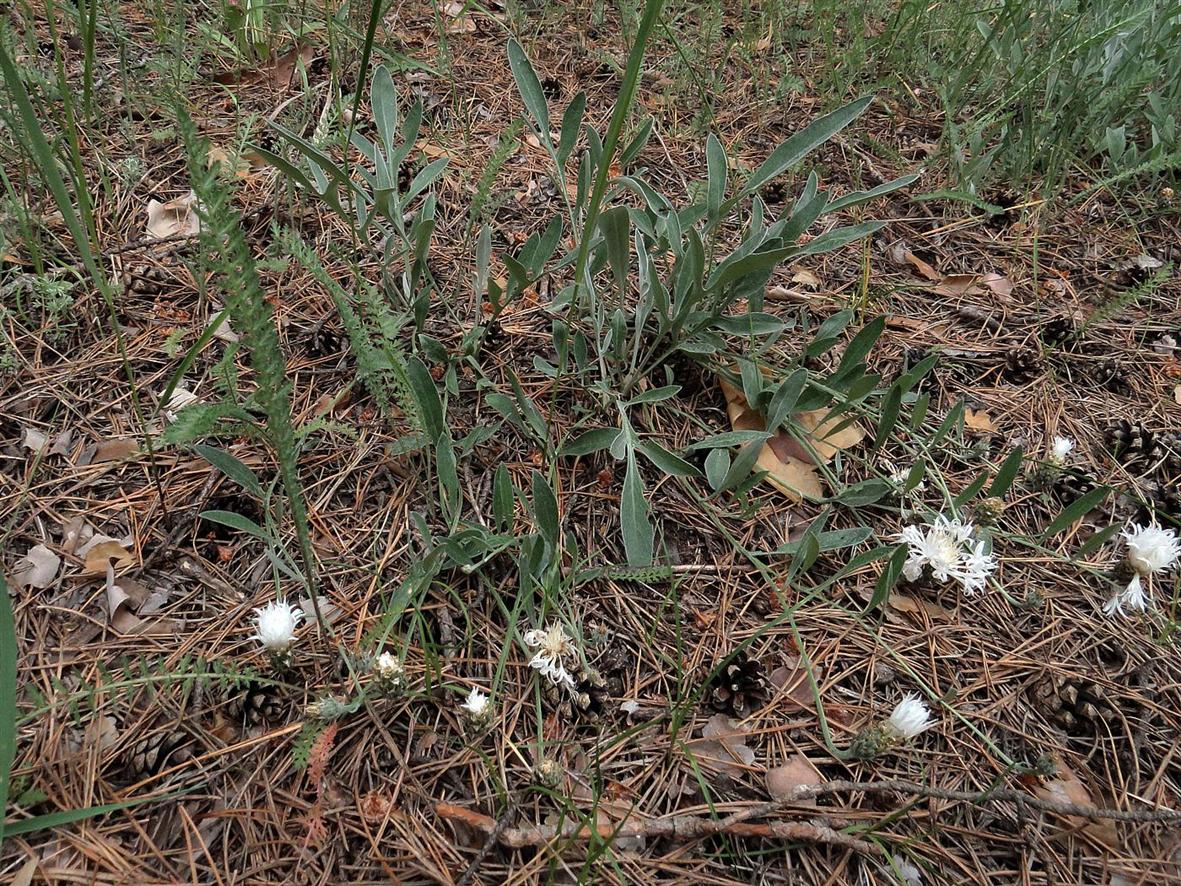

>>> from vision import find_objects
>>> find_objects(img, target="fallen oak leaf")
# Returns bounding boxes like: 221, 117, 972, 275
981, 272, 1014, 297
889, 245, 939, 281
964, 408, 996, 433
933, 273, 981, 297
14, 544, 61, 589
145, 191, 201, 241
720, 378, 864, 501
1034, 758, 1120, 848
82, 539, 134, 574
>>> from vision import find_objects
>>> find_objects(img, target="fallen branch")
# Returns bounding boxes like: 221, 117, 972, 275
435, 802, 880, 855
724, 779, 1181, 828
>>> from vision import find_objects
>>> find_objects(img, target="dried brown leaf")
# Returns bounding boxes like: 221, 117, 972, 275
719, 378, 862, 501
145, 191, 201, 240
766, 753, 824, 803
1034, 759, 1120, 848
897, 248, 940, 281
769, 657, 820, 712
21, 428, 49, 455
14, 544, 61, 589
791, 268, 821, 289
92, 438, 138, 462
83, 540, 134, 574
964, 408, 996, 433
981, 272, 1014, 297
933, 273, 981, 297
887, 592, 955, 623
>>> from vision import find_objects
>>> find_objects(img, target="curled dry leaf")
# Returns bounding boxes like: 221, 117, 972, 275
932, 273, 981, 297
766, 753, 825, 803
769, 657, 820, 713
145, 191, 201, 241
21, 428, 49, 455
214, 43, 315, 88
980, 272, 1014, 297
890, 244, 940, 282
684, 713, 757, 778
438, 1, 477, 32
14, 544, 61, 589
1033, 758, 1119, 848
791, 268, 822, 289
887, 592, 955, 624
721, 378, 864, 500
163, 387, 200, 423
963, 408, 996, 433
92, 438, 139, 462
80, 537, 134, 574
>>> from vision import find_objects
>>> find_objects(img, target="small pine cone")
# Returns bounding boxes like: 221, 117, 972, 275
1137, 481, 1181, 524
571, 668, 610, 718
974, 496, 1007, 527
1092, 358, 1131, 395
761, 180, 788, 204
1003, 344, 1043, 383
540, 75, 562, 101
1153, 432, 1181, 481
707, 651, 769, 718
232, 680, 285, 727
1051, 467, 1096, 505
126, 730, 192, 778
304, 324, 342, 359
482, 318, 507, 351
1102, 420, 1155, 461
1029, 674, 1118, 735
1041, 316, 1077, 348
123, 264, 167, 295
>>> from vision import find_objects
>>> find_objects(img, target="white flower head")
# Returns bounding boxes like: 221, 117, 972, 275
373, 651, 404, 682
162, 386, 200, 424
252, 599, 303, 653
524, 622, 578, 690
1122, 521, 1181, 577
1104, 573, 1151, 618
462, 687, 490, 717
895, 515, 996, 594
885, 693, 932, 740
1050, 436, 1074, 464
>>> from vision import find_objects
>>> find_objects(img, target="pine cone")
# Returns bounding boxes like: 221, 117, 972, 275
1153, 432, 1181, 481
126, 730, 192, 778
123, 264, 167, 296
1029, 674, 1118, 735
1092, 358, 1130, 395
571, 667, 610, 717
1103, 420, 1156, 462
1003, 344, 1043, 383
1052, 467, 1096, 505
707, 651, 769, 718
232, 680, 285, 728
1041, 316, 1077, 348
304, 324, 342, 359
761, 180, 788, 204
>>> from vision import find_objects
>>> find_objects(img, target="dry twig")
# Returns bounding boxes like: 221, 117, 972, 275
435, 802, 881, 855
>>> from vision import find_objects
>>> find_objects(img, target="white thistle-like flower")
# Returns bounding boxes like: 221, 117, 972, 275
162, 386, 200, 424
373, 652, 405, 688
1104, 573, 1151, 618
524, 622, 578, 690
885, 693, 932, 740
252, 599, 303, 652
895, 515, 996, 594
1050, 436, 1074, 464
461, 687, 490, 717
1123, 522, 1181, 577
1103, 521, 1181, 617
